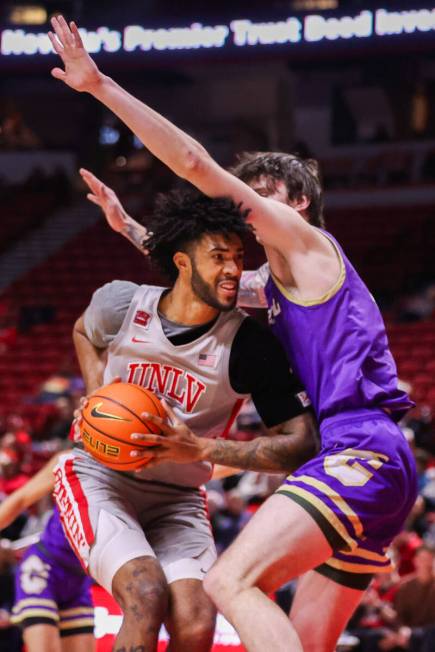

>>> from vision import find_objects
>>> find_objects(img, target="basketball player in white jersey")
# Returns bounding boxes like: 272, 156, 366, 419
55, 186, 317, 652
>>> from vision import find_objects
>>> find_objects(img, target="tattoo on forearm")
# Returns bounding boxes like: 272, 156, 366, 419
115, 647, 145, 652
209, 435, 306, 473
122, 222, 148, 253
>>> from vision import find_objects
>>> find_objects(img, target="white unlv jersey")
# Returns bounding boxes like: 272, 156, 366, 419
103, 284, 249, 486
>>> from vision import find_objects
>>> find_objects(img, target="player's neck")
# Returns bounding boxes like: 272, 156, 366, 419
159, 285, 219, 326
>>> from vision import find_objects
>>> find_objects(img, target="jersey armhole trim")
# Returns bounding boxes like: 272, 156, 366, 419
270, 231, 346, 307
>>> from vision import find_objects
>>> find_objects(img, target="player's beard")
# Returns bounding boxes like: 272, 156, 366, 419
191, 259, 238, 312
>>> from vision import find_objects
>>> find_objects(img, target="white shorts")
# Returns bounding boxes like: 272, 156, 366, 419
54, 451, 217, 594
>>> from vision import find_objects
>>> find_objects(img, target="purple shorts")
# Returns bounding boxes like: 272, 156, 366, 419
12, 543, 94, 636
276, 410, 418, 589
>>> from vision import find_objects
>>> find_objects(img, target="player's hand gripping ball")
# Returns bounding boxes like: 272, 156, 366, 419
80, 382, 166, 471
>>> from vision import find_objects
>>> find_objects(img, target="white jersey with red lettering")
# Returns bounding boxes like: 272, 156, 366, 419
98, 283, 249, 486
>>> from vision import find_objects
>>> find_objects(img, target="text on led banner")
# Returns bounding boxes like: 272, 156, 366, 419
2, 7, 435, 56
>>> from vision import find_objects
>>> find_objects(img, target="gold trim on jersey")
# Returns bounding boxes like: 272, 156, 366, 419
59, 617, 95, 629
11, 609, 59, 623
13, 598, 57, 610
59, 607, 94, 617
288, 474, 364, 538
340, 546, 390, 563
325, 556, 392, 574
270, 231, 346, 307
277, 484, 357, 550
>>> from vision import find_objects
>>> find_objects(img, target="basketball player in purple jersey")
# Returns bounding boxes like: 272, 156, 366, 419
0, 454, 95, 652
49, 17, 417, 652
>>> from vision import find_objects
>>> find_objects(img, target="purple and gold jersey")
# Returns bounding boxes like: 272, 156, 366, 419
11, 508, 93, 635
39, 507, 84, 571
265, 231, 413, 426
261, 230, 417, 586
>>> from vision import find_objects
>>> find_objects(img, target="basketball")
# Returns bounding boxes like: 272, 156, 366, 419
80, 382, 166, 471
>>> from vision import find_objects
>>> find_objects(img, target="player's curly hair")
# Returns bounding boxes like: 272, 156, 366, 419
230, 151, 325, 228
145, 188, 251, 283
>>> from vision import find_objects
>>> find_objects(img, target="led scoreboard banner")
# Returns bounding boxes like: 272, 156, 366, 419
1, 6, 435, 56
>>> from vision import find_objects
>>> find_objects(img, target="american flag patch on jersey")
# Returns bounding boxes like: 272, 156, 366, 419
297, 391, 311, 408
198, 353, 217, 368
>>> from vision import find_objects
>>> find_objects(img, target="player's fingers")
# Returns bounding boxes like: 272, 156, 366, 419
48, 31, 64, 56
80, 168, 98, 183
70, 21, 84, 48
140, 411, 163, 426
130, 446, 165, 459
72, 413, 83, 435
50, 16, 70, 48
130, 449, 149, 458
87, 193, 100, 206
57, 14, 75, 47
141, 412, 175, 436
161, 399, 182, 426
79, 396, 89, 408
50, 16, 63, 42
51, 67, 67, 81
130, 433, 164, 444
71, 420, 82, 443
81, 171, 102, 194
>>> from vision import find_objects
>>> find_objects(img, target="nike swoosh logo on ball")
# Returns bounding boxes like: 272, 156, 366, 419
90, 402, 131, 421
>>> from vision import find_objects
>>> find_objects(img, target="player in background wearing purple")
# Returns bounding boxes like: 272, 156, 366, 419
0, 454, 95, 652
49, 17, 417, 652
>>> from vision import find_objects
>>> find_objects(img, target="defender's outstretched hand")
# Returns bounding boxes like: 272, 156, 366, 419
80, 168, 130, 232
80, 168, 152, 251
48, 15, 102, 93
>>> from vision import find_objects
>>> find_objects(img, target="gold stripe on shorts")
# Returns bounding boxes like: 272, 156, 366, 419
288, 474, 364, 538
59, 607, 94, 617
340, 547, 390, 563
11, 609, 59, 623
13, 598, 57, 610
277, 484, 357, 550
326, 556, 393, 574
59, 617, 95, 630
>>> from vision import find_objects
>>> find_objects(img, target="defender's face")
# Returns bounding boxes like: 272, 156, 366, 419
190, 233, 244, 311
249, 176, 289, 204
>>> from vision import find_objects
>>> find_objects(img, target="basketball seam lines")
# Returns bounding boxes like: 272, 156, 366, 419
81, 413, 154, 448
124, 384, 166, 419
90, 393, 157, 431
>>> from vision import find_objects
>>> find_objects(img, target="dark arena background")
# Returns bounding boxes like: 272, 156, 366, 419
0, 1, 434, 651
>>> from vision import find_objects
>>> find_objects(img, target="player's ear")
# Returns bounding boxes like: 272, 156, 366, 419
173, 251, 191, 275
292, 194, 310, 213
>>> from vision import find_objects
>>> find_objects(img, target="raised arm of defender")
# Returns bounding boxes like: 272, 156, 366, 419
48, 17, 322, 256
80, 168, 151, 253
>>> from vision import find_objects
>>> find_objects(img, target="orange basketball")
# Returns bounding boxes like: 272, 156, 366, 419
80, 382, 166, 471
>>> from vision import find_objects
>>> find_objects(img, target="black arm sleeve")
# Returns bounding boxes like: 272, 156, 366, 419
229, 318, 312, 428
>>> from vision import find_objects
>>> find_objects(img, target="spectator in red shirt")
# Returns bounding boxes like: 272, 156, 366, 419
391, 530, 423, 576
0, 449, 30, 496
